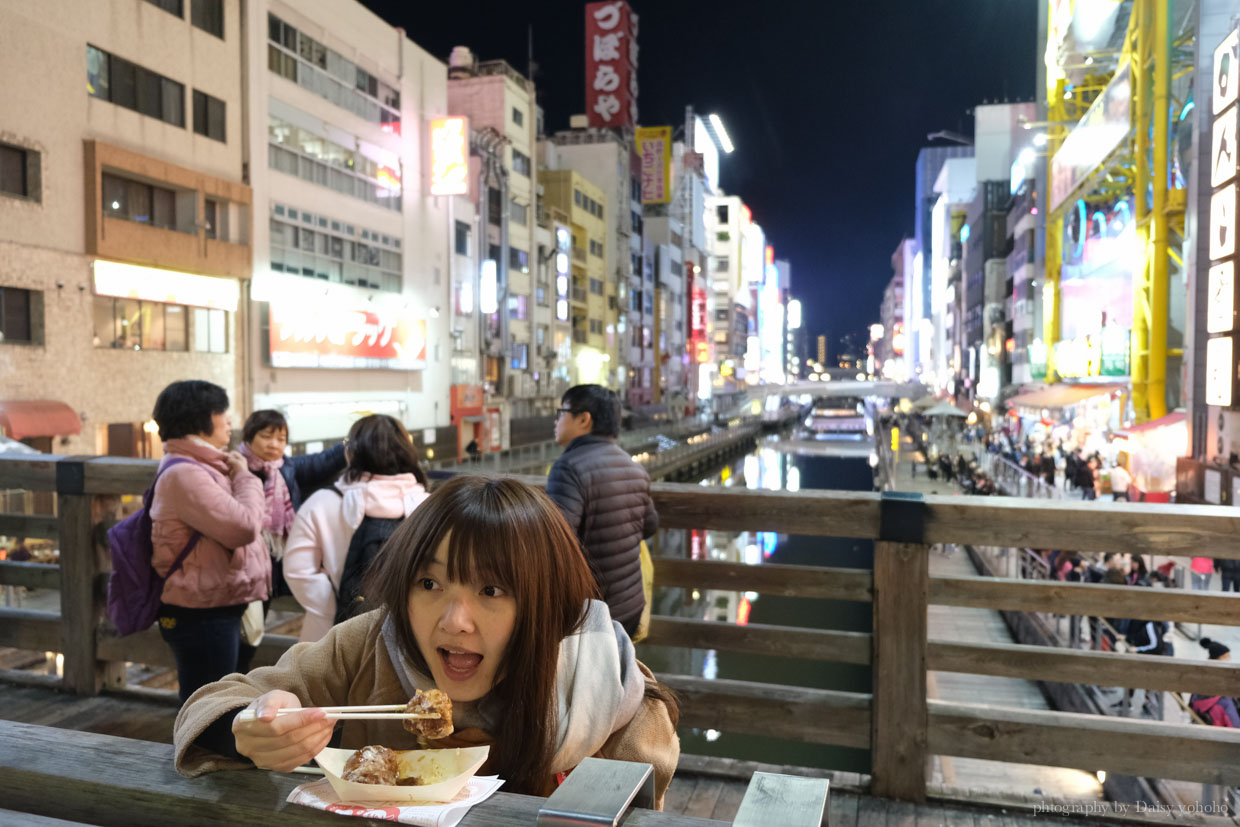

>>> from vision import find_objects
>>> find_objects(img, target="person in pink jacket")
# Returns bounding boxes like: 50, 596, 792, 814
148, 380, 269, 703
283, 414, 430, 642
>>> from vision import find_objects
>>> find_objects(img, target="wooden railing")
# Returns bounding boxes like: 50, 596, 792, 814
3, 454, 1240, 804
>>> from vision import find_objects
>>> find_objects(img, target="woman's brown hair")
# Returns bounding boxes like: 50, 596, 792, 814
342, 414, 428, 487
363, 475, 598, 794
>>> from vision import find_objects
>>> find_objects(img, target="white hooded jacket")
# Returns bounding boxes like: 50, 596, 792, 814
284, 473, 429, 642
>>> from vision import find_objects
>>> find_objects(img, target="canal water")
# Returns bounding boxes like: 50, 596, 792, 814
637, 431, 875, 773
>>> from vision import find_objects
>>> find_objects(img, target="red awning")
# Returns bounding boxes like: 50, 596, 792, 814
1005, 383, 1125, 410
0, 400, 82, 440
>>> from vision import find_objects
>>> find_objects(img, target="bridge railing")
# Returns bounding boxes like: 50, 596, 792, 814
2, 453, 1240, 804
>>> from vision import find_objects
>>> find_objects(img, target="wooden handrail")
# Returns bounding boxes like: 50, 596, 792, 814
7, 452, 1240, 805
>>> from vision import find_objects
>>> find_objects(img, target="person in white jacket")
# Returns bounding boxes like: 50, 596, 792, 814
283, 415, 430, 642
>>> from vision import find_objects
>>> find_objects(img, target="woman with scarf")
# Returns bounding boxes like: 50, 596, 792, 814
149, 381, 269, 703
170, 476, 682, 807
238, 410, 346, 598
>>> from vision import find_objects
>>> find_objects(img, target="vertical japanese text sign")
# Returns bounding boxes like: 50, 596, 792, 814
585, 1, 639, 129
635, 126, 672, 204
1207, 28, 1240, 406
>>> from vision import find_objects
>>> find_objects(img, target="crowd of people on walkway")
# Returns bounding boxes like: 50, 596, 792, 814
121, 378, 675, 799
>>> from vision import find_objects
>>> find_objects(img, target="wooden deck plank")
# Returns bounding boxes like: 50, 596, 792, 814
682, 778, 725, 820
831, 791, 861, 827
887, 798, 919, 827
662, 775, 697, 817
707, 779, 748, 822
856, 795, 889, 826
914, 802, 946, 827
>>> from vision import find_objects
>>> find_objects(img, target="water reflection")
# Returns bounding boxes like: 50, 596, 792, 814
639, 434, 874, 772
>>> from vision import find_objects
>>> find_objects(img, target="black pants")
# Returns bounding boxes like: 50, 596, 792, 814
1224, 575, 1240, 593
158, 603, 253, 703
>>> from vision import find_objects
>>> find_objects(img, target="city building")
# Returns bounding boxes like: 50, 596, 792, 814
929, 157, 976, 394
447, 49, 543, 420
244, 0, 451, 458
881, 241, 915, 380
0, 0, 250, 457
542, 126, 640, 398
541, 169, 609, 386
910, 144, 973, 377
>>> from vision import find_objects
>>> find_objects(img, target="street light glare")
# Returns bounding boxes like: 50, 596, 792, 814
708, 113, 735, 154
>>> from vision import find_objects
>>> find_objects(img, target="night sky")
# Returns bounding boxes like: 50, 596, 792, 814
360, 0, 1038, 358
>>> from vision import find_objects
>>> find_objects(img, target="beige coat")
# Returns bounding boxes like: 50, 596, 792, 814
172, 611, 680, 808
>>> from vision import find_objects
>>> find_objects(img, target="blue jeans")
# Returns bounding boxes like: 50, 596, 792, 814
157, 604, 252, 703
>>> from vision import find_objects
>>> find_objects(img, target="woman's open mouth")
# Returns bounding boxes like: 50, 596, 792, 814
438, 646, 483, 682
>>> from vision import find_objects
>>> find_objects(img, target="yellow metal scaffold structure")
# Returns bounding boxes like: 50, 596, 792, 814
1042, 0, 1188, 422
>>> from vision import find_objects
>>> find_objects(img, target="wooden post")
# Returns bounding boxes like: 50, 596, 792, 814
58, 492, 100, 695
871, 540, 928, 801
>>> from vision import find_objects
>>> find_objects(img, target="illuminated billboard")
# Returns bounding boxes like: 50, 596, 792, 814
1050, 60, 1130, 212
635, 126, 671, 204
269, 300, 426, 370
585, 1, 638, 129
429, 116, 468, 196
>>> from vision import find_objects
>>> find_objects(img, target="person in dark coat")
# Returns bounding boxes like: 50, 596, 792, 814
545, 385, 657, 637
1216, 557, 1240, 593
239, 410, 347, 598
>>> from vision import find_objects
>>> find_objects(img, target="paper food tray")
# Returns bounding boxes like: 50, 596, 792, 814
314, 745, 490, 804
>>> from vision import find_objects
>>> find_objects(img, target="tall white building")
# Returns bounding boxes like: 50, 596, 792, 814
243, 0, 451, 455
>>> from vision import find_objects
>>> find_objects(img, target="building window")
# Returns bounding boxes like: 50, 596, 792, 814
193, 90, 226, 142
144, 0, 183, 16
0, 287, 34, 344
193, 307, 228, 353
510, 199, 528, 227
589, 278, 603, 295
0, 143, 39, 202
266, 14, 400, 130
536, 286, 547, 306
87, 45, 185, 128
92, 296, 188, 351
102, 173, 179, 231
716, 205, 729, 224
269, 203, 401, 292
487, 188, 502, 225
715, 256, 729, 272
204, 199, 219, 240
512, 107, 524, 127
507, 295, 528, 321
589, 240, 603, 258
455, 220, 470, 255
191, 0, 223, 37
510, 343, 528, 370
509, 248, 529, 274
574, 189, 582, 207
268, 114, 400, 210
511, 149, 531, 177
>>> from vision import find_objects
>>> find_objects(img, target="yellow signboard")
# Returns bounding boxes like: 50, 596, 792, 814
635, 126, 672, 205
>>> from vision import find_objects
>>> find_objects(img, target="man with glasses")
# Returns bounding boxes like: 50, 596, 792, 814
546, 384, 658, 637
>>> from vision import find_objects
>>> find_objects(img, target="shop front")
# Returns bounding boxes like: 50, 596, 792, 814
1005, 383, 1126, 453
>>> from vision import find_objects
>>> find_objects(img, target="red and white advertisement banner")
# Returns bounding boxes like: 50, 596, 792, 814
269, 301, 427, 370
585, 0, 638, 129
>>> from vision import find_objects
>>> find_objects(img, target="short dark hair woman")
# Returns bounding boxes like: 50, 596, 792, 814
237, 410, 346, 597
149, 380, 268, 703
282, 414, 429, 641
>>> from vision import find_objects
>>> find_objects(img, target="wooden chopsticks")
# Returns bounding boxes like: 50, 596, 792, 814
236, 704, 441, 722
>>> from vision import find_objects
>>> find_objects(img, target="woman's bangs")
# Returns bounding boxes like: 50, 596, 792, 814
442, 516, 517, 590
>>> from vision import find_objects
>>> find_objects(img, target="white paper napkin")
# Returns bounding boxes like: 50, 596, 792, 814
287, 775, 504, 827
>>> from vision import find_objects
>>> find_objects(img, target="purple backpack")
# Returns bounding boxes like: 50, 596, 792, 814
106, 457, 201, 636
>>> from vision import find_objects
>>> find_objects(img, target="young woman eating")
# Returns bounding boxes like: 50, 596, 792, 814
170, 476, 681, 806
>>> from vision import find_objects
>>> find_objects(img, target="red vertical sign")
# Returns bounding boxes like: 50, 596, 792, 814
585, 1, 638, 129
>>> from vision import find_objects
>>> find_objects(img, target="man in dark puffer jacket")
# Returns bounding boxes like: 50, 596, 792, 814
546, 385, 658, 636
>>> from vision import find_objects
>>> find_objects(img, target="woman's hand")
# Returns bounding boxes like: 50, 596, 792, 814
225, 451, 248, 481
231, 690, 334, 772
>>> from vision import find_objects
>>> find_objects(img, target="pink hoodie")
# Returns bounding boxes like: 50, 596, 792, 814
284, 473, 429, 642
149, 440, 270, 608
